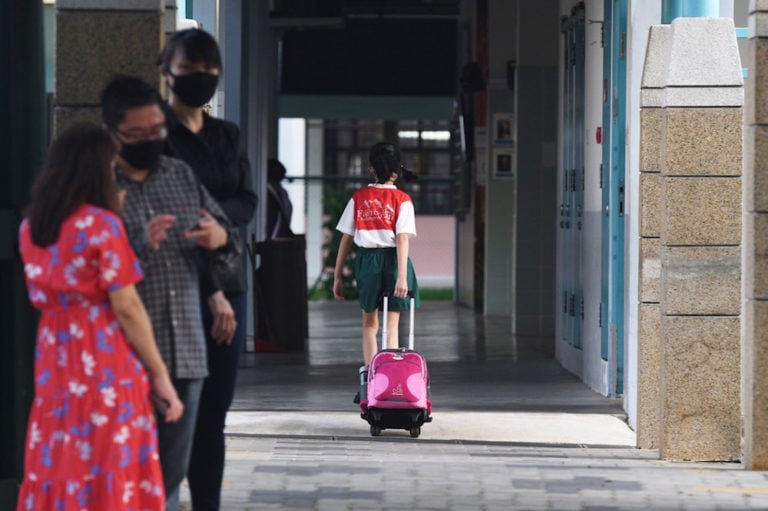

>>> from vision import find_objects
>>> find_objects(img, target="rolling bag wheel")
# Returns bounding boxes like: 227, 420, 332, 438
409, 427, 421, 438
370, 425, 382, 437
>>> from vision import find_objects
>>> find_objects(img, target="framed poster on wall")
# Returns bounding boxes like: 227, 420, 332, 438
492, 113, 515, 145
492, 112, 515, 179
493, 148, 515, 178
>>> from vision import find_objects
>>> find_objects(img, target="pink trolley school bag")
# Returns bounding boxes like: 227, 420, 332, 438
360, 293, 432, 438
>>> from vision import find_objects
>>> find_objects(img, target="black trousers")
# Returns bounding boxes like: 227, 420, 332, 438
187, 291, 247, 510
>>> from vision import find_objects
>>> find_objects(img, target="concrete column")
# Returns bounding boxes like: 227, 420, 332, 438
241, 0, 277, 343
657, 18, 743, 461
637, 25, 669, 450
305, 120, 324, 288
54, 0, 165, 135
743, 0, 768, 470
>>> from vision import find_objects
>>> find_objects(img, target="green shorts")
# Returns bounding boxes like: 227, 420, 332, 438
354, 247, 420, 313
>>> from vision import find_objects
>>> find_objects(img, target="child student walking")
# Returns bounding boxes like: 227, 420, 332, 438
333, 142, 420, 402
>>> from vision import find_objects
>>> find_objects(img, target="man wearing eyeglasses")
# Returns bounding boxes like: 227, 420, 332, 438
100, 75, 239, 511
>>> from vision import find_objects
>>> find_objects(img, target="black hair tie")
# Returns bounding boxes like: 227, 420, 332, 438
401, 166, 418, 183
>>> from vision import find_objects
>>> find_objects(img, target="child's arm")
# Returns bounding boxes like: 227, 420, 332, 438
394, 232, 409, 298
333, 233, 354, 300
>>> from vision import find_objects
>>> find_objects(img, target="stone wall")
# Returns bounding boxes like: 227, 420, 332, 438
743, 0, 768, 470
54, 0, 166, 135
637, 24, 667, 450
638, 18, 742, 461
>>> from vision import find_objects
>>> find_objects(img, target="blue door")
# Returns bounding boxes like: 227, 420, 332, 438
600, 0, 627, 396
559, 4, 585, 349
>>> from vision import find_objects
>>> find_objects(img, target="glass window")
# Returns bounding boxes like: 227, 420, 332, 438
336, 152, 349, 175
358, 120, 383, 147
398, 120, 420, 148
337, 127, 354, 148
425, 153, 451, 176
348, 153, 364, 176
322, 118, 455, 214
421, 130, 451, 148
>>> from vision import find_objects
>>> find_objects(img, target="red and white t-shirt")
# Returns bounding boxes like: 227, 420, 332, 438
336, 184, 417, 248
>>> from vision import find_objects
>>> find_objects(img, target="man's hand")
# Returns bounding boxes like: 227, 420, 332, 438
146, 214, 176, 251
207, 291, 236, 344
184, 209, 228, 250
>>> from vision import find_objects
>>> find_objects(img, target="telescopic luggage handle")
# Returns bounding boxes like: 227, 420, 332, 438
381, 291, 415, 351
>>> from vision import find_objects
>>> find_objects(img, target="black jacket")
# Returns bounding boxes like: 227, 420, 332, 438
164, 105, 257, 294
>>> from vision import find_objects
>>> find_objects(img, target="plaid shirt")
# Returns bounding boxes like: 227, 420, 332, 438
117, 155, 239, 379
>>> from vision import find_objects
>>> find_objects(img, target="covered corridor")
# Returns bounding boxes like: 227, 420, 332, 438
4, 1, 768, 508
227, 299, 629, 443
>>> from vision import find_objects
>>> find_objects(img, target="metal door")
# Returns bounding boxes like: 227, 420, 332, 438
559, 3, 585, 349
600, 0, 627, 396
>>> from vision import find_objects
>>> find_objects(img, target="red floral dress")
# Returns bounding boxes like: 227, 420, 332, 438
16, 204, 165, 511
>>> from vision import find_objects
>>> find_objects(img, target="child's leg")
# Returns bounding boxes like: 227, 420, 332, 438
362, 310, 378, 365
385, 311, 400, 349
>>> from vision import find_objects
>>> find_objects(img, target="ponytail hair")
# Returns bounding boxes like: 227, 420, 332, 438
368, 142, 418, 184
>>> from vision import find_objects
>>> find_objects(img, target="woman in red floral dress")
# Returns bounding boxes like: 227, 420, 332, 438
16, 123, 184, 511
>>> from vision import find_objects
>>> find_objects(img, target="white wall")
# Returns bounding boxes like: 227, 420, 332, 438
277, 117, 326, 288
304, 120, 324, 289
624, 0, 661, 430
484, 0, 517, 316
277, 118, 307, 235
410, 216, 456, 288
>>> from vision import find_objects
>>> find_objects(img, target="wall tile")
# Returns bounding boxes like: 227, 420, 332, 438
639, 238, 661, 303
745, 213, 768, 299
662, 177, 741, 245
745, 125, 768, 213
56, 11, 163, 106
53, 106, 101, 136
640, 173, 662, 238
747, 38, 768, 125
743, 299, 768, 469
662, 108, 743, 176
660, 316, 740, 461
640, 108, 663, 173
661, 246, 741, 315
637, 303, 661, 449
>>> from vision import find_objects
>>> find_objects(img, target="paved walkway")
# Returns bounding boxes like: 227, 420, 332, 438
200, 436, 768, 510
179, 300, 768, 510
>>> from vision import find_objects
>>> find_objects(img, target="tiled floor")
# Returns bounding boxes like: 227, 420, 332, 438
232, 300, 624, 415
177, 299, 768, 510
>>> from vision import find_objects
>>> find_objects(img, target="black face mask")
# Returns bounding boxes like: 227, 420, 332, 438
120, 139, 165, 170
169, 71, 219, 107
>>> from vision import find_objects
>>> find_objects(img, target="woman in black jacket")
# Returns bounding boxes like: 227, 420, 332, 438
158, 28, 257, 511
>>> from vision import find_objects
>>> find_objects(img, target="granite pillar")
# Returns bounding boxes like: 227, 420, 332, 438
636, 24, 668, 450
54, 0, 165, 134
657, 17, 743, 461
743, 0, 768, 470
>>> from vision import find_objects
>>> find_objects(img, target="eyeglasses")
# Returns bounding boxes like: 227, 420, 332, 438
112, 125, 167, 144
